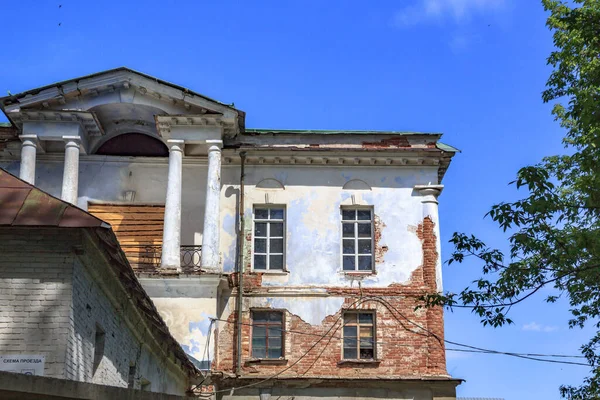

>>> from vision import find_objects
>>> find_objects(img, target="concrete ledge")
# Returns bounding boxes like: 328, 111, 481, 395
0, 371, 192, 399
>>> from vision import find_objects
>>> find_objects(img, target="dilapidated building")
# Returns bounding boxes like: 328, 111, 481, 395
0, 68, 460, 399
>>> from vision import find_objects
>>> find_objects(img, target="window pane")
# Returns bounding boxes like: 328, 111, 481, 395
252, 347, 266, 359
253, 325, 266, 336
270, 255, 284, 270
344, 313, 357, 324
343, 256, 355, 271
270, 239, 284, 253
268, 337, 282, 348
342, 223, 354, 238
342, 209, 356, 220
344, 337, 358, 348
253, 312, 270, 323
270, 209, 284, 220
360, 337, 374, 349
360, 348, 374, 359
269, 312, 283, 322
357, 223, 371, 238
357, 209, 371, 220
358, 256, 372, 270
255, 209, 269, 219
254, 238, 267, 253
268, 327, 282, 338
255, 222, 267, 237
268, 347, 282, 359
358, 239, 371, 254
360, 326, 373, 338
343, 326, 357, 337
359, 313, 373, 324
254, 255, 266, 269
270, 223, 284, 237
343, 346, 357, 360
342, 239, 355, 254
252, 337, 266, 348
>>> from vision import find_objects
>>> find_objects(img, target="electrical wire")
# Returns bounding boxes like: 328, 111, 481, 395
199, 297, 371, 395
199, 295, 590, 394
210, 318, 586, 360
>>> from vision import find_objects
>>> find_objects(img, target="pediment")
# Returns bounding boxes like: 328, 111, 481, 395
0, 67, 244, 136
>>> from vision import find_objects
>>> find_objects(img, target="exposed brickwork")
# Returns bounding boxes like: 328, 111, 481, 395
361, 137, 411, 148
216, 216, 447, 380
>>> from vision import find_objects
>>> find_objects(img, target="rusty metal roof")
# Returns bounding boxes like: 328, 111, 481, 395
0, 169, 106, 227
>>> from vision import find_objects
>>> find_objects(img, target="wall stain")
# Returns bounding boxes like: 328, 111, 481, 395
374, 214, 388, 264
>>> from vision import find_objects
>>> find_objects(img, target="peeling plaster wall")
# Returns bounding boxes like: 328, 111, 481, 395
220, 165, 439, 288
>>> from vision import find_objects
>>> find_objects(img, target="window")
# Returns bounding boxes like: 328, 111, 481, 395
343, 312, 375, 360
254, 207, 285, 270
341, 208, 373, 271
251, 311, 283, 359
92, 324, 105, 376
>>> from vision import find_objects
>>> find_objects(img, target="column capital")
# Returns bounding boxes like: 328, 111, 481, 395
206, 139, 223, 151
167, 139, 185, 153
414, 184, 444, 203
62, 135, 81, 148
19, 134, 39, 145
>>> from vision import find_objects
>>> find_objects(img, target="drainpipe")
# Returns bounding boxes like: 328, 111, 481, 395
236, 151, 246, 376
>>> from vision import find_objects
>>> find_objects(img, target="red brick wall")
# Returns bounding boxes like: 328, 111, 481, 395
215, 216, 447, 378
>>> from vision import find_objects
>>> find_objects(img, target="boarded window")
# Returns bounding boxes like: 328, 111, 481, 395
343, 312, 375, 360
251, 311, 283, 359
88, 204, 164, 272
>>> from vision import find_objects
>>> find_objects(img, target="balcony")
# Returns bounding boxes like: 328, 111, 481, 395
123, 244, 203, 274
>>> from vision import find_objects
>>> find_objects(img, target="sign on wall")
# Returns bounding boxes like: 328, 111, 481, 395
0, 355, 45, 376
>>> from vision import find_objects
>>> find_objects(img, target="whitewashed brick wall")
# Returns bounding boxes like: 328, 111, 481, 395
67, 257, 187, 394
0, 229, 75, 378
0, 228, 188, 396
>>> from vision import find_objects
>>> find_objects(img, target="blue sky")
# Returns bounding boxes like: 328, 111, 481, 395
1, 0, 591, 398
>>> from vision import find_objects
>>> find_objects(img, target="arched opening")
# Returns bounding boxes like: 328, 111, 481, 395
96, 133, 168, 157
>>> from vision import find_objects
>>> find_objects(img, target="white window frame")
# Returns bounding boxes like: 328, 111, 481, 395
252, 206, 286, 271
340, 206, 374, 272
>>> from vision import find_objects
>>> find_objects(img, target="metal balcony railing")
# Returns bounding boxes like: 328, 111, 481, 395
124, 244, 202, 273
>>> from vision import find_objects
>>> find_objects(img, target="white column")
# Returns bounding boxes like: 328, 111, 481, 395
161, 140, 185, 270
19, 135, 38, 185
61, 136, 81, 204
201, 140, 223, 271
414, 184, 444, 292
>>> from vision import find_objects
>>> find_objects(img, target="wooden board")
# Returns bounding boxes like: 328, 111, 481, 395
89, 204, 165, 270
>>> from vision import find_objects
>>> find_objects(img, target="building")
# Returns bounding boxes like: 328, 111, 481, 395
0, 169, 196, 397
0, 68, 460, 399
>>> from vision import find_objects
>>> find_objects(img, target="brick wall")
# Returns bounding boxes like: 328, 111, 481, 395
216, 216, 447, 380
66, 256, 186, 394
0, 228, 76, 378
0, 228, 188, 396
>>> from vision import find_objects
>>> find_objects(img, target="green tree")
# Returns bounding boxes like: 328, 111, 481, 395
421, 1, 600, 397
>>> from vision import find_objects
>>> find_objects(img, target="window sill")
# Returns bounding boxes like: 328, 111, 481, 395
245, 358, 288, 365
337, 359, 381, 365
342, 271, 376, 276
251, 270, 289, 276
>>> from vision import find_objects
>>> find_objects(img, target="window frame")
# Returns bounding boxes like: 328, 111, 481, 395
342, 311, 376, 360
252, 205, 287, 272
340, 206, 375, 272
250, 309, 285, 360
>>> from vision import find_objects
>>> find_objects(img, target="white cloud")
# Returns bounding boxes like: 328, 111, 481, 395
393, 0, 506, 27
523, 322, 559, 332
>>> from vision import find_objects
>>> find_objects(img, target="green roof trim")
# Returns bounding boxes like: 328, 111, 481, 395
437, 142, 461, 153
0, 122, 13, 127
245, 128, 442, 135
